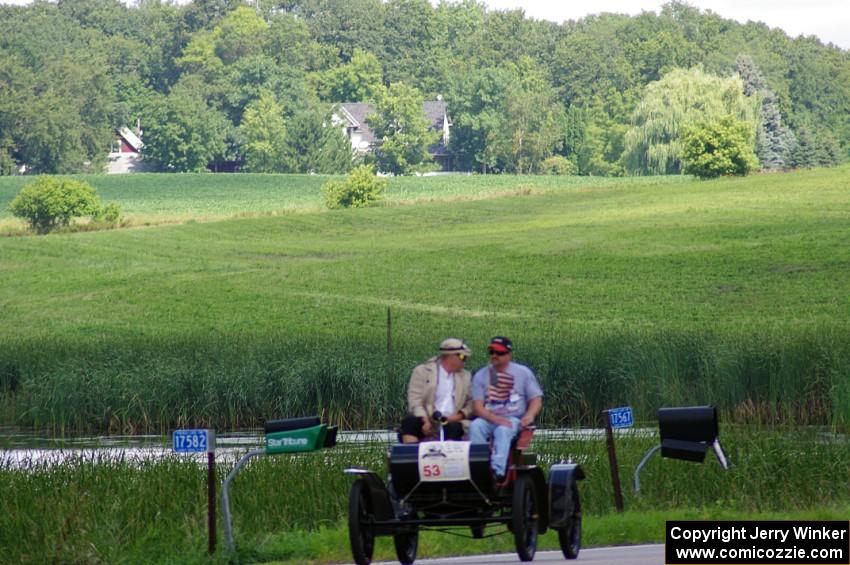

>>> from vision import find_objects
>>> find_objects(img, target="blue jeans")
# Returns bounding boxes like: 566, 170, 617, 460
469, 417, 520, 477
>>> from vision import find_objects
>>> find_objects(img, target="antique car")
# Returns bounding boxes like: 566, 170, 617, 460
344, 424, 584, 564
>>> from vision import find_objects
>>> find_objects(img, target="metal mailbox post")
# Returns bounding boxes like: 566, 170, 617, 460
221, 417, 337, 552
634, 405, 730, 493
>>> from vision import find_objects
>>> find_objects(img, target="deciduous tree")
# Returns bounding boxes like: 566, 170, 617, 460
141, 78, 231, 172
681, 116, 759, 178
623, 67, 758, 175
239, 90, 290, 172
366, 82, 437, 175
313, 49, 384, 103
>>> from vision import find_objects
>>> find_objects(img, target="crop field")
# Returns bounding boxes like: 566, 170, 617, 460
2, 427, 849, 564
0, 172, 690, 228
1, 167, 849, 433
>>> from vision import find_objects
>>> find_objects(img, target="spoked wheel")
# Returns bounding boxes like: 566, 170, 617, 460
348, 479, 375, 565
393, 531, 418, 565
558, 486, 582, 559
558, 516, 581, 559
511, 474, 539, 562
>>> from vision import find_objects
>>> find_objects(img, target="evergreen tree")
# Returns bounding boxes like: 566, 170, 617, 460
788, 123, 843, 168
736, 55, 793, 170
287, 105, 356, 174
754, 90, 795, 170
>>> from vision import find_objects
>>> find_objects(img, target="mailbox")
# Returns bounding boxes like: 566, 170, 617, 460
263, 416, 338, 454
264, 416, 321, 434
634, 405, 729, 494
658, 405, 718, 463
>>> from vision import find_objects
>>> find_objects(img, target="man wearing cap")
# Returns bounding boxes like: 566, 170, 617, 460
398, 338, 474, 443
470, 336, 543, 481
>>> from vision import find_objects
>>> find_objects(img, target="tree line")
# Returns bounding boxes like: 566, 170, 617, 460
0, 0, 847, 176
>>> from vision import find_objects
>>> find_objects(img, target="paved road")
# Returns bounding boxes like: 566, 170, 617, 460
362, 544, 664, 565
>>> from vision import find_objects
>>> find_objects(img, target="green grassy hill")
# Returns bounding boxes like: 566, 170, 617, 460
1, 167, 848, 432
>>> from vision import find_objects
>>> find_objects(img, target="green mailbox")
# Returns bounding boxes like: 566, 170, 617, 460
263, 416, 337, 455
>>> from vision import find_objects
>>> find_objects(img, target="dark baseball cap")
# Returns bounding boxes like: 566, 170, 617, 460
488, 336, 513, 354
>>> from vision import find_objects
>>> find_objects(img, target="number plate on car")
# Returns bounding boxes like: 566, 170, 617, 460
418, 441, 471, 481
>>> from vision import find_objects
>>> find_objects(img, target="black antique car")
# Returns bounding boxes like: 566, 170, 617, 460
344, 427, 584, 564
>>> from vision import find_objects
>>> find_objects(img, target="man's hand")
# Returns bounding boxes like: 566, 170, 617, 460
474, 400, 511, 428
494, 415, 513, 427
521, 397, 542, 429
445, 412, 464, 423
421, 417, 433, 437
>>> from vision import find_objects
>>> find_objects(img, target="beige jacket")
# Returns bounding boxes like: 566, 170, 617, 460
407, 357, 473, 433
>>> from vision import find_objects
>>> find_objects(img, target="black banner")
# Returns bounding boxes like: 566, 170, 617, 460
666, 521, 850, 564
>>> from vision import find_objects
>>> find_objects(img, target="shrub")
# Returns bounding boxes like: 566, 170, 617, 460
9, 176, 102, 233
681, 116, 759, 179
322, 165, 387, 209
93, 201, 123, 226
538, 155, 577, 175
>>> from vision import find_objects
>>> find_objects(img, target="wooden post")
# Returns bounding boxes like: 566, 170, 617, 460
386, 306, 392, 355
603, 409, 625, 513
208, 451, 216, 553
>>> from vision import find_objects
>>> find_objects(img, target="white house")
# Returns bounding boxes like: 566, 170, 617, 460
334, 99, 453, 170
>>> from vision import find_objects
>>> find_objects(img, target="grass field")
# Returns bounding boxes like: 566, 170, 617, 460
1, 167, 849, 432
2, 427, 848, 564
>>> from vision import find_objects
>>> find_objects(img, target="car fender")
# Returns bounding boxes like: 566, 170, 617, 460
344, 468, 395, 523
548, 462, 584, 529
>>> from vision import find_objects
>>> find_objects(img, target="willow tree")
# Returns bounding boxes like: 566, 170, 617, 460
623, 67, 758, 175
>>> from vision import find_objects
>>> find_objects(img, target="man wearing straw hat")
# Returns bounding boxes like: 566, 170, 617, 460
398, 338, 474, 443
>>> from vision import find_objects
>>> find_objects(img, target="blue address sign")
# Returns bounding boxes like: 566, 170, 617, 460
173, 429, 215, 453
608, 407, 634, 429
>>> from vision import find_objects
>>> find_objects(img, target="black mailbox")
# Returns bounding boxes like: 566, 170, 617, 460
658, 406, 721, 464
264, 416, 321, 434
635, 405, 729, 494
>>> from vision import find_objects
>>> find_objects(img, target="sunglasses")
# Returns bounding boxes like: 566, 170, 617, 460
488, 350, 509, 356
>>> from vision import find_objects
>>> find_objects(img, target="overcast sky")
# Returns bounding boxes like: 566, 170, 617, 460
1, 0, 847, 50
483, 0, 849, 50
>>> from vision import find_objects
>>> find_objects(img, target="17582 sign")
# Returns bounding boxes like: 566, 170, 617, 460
173, 429, 215, 453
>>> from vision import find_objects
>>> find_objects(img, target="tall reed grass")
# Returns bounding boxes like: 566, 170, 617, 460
2, 324, 849, 434
2, 427, 848, 564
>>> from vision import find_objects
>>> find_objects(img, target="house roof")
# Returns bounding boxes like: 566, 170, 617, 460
423, 100, 450, 129
338, 103, 378, 144
117, 126, 143, 152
